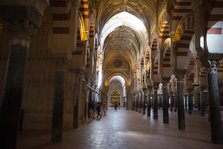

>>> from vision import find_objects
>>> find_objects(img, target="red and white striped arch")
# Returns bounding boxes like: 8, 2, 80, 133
175, 14, 194, 69
162, 42, 172, 78
51, 0, 72, 34
218, 60, 223, 73
159, 20, 172, 78
172, 0, 192, 29
80, 0, 89, 31
172, 0, 195, 70
150, 38, 159, 80
159, 21, 170, 44
218, 59, 223, 83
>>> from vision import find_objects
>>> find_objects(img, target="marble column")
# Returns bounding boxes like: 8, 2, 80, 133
147, 89, 152, 117
208, 60, 223, 144
169, 93, 174, 112
200, 87, 206, 116
184, 95, 188, 111
219, 84, 223, 105
153, 83, 159, 119
51, 64, 66, 143
138, 93, 142, 113
0, 6, 43, 148
142, 91, 146, 115
73, 70, 83, 129
162, 79, 169, 124
132, 94, 135, 110
137, 94, 139, 112
131, 95, 134, 110
194, 88, 200, 110
176, 71, 186, 130
133, 95, 136, 111
174, 94, 178, 112
188, 89, 193, 115
135, 95, 138, 112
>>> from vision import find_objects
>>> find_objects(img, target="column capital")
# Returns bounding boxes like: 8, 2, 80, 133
175, 69, 186, 81
208, 60, 218, 75
0, 0, 49, 14
0, 6, 45, 47
187, 88, 193, 94
161, 77, 170, 85
147, 85, 153, 90
153, 82, 159, 90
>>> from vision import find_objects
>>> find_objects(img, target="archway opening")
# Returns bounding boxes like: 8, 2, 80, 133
108, 76, 126, 107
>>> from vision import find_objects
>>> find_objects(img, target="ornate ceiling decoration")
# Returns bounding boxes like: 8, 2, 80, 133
97, 0, 168, 87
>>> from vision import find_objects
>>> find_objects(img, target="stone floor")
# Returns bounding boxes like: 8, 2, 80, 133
17, 108, 223, 149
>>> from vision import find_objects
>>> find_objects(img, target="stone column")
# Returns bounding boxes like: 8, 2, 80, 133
72, 70, 83, 129
188, 89, 193, 115
208, 60, 223, 144
194, 87, 200, 110
162, 79, 169, 124
174, 94, 178, 112
0, 6, 44, 148
200, 86, 206, 116
169, 92, 174, 112
133, 94, 135, 110
176, 70, 186, 130
184, 95, 188, 111
51, 59, 67, 143
135, 94, 138, 112
85, 80, 91, 122
128, 92, 132, 110
132, 95, 134, 111
139, 92, 142, 113
219, 84, 223, 105
153, 83, 159, 119
142, 91, 146, 115
147, 88, 152, 117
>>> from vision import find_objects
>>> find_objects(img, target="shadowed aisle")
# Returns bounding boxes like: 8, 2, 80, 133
17, 108, 223, 149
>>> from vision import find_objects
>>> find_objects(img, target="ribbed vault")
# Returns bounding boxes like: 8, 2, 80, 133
101, 11, 148, 87
97, 0, 167, 33
98, 0, 168, 88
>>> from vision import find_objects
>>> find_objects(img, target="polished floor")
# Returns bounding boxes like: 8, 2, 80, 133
17, 108, 223, 149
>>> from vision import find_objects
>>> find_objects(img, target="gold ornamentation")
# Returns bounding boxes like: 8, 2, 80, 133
79, 13, 88, 41
173, 17, 185, 42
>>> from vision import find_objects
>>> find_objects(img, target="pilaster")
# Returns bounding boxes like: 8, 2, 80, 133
0, 5, 45, 148
51, 58, 68, 143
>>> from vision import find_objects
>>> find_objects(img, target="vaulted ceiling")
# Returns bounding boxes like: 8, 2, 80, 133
98, 0, 168, 87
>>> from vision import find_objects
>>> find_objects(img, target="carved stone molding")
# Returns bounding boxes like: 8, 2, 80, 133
0, 6, 44, 47
209, 60, 218, 75
153, 82, 159, 90
161, 77, 170, 85
175, 69, 186, 83
6, 20, 38, 47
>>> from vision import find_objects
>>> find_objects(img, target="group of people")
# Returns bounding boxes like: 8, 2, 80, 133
88, 100, 106, 120
113, 102, 120, 111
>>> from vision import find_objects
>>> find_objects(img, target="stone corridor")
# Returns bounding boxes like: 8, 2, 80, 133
17, 109, 223, 149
